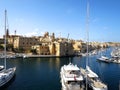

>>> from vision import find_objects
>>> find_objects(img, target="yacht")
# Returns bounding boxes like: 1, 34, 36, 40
60, 63, 85, 90
83, 0, 108, 89
80, 66, 107, 90
0, 67, 16, 87
0, 10, 16, 87
97, 56, 111, 63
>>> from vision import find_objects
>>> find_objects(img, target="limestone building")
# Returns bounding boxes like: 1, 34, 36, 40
14, 36, 40, 52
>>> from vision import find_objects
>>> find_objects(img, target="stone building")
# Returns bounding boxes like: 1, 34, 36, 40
2, 30, 81, 56
14, 36, 40, 52
32, 44, 50, 55
55, 41, 74, 56
32, 40, 74, 56
73, 40, 83, 53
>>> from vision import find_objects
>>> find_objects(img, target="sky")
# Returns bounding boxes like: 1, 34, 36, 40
0, 0, 120, 42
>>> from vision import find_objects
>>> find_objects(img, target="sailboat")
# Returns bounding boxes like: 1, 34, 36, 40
0, 10, 16, 87
97, 43, 111, 63
80, 0, 108, 90
80, 66, 107, 90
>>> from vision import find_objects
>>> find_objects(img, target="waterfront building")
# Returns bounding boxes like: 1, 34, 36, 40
72, 40, 82, 53
13, 36, 40, 52
32, 41, 74, 56
49, 43, 56, 55
1, 29, 114, 56
32, 43, 50, 55
55, 41, 74, 56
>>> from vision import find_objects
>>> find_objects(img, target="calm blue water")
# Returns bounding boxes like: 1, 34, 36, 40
0, 47, 120, 90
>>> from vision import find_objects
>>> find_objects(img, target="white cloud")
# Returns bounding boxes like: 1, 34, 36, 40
25, 32, 38, 37
24, 28, 48, 37
40, 31, 45, 36
25, 28, 39, 37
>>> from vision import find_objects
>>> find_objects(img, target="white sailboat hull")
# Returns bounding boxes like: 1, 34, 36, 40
80, 66, 107, 90
0, 67, 16, 87
91, 86, 108, 90
97, 56, 111, 63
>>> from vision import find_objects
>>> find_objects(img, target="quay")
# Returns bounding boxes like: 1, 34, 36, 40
23, 55, 57, 58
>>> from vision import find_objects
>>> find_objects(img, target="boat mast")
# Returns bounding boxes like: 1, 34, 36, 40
4, 10, 7, 70
86, 0, 90, 90
86, 0, 90, 68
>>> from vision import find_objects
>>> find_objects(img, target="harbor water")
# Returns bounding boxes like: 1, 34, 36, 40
0, 47, 120, 90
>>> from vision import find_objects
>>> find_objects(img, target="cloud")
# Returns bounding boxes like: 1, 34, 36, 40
40, 31, 45, 36
25, 28, 39, 37
24, 28, 49, 37
25, 32, 38, 37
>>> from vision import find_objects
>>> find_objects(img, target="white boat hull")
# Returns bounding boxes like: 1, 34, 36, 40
0, 67, 16, 87
60, 63, 85, 90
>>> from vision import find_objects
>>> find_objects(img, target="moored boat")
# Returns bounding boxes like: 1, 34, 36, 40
0, 10, 16, 87
80, 66, 107, 90
97, 56, 111, 63
0, 67, 16, 87
60, 63, 85, 90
